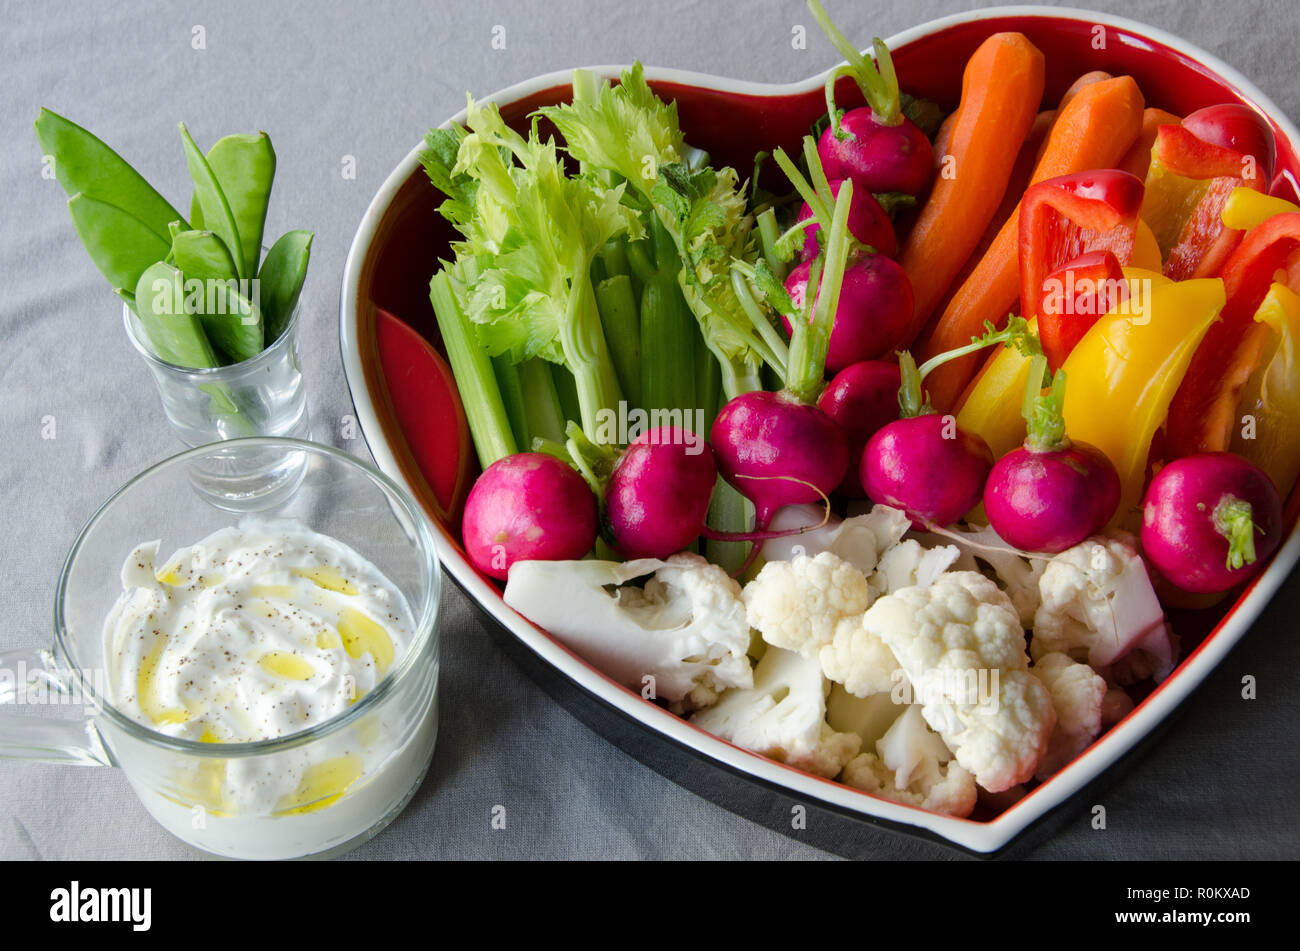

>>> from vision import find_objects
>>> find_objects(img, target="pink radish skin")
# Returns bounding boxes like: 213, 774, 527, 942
710, 390, 849, 528
818, 108, 934, 198
985, 443, 1121, 552
783, 254, 914, 374
463, 453, 597, 581
1141, 452, 1283, 593
862, 415, 994, 526
605, 426, 717, 559
797, 179, 896, 259
817, 360, 902, 497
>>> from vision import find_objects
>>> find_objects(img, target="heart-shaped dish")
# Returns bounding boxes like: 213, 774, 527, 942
341, 6, 1300, 854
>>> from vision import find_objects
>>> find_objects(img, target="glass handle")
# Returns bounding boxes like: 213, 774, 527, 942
0, 647, 112, 767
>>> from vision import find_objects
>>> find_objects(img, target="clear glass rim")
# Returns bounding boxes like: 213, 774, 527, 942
52, 437, 441, 759
122, 290, 304, 379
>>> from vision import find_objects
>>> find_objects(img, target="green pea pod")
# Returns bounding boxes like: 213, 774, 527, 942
67, 193, 171, 293
203, 133, 276, 278
132, 262, 221, 369
179, 123, 245, 281
258, 229, 313, 343
196, 277, 264, 363
171, 230, 238, 285
189, 193, 204, 230
35, 108, 185, 240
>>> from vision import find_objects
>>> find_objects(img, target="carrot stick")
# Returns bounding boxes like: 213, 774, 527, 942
1119, 107, 1182, 179
899, 33, 1045, 344
915, 75, 1146, 412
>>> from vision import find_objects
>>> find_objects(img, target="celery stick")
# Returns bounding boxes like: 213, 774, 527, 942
492, 355, 529, 450
518, 358, 567, 446
551, 363, 582, 429
640, 275, 695, 420
692, 324, 720, 433
430, 269, 517, 468
594, 274, 643, 411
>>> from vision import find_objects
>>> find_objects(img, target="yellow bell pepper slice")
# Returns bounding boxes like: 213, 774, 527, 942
1130, 218, 1164, 272
1222, 188, 1300, 232
956, 269, 1172, 459
1228, 282, 1300, 497
1062, 277, 1227, 525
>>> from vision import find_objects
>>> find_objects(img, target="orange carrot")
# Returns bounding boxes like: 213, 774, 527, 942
915, 75, 1146, 412
899, 33, 1045, 344
1118, 107, 1182, 179
1034, 71, 1111, 166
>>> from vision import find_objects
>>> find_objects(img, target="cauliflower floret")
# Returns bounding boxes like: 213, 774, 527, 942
692, 647, 860, 778
504, 553, 752, 707
841, 705, 977, 817
763, 503, 911, 574
868, 571, 1030, 682
818, 614, 904, 698
913, 523, 1047, 626
863, 571, 1055, 792
1031, 651, 1107, 780
919, 669, 1057, 793
1032, 535, 1176, 681
869, 539, 962, 599
742, 551, 871, 657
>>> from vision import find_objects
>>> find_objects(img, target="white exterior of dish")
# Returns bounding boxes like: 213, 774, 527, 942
340, 6, 1300, 853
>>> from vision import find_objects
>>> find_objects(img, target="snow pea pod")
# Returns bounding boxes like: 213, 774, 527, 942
179, 123, 245, 280
257, 229, 313, 342
203, 133, 276, 278
197, 279, 264, 364
132, 262, 221, 369
67, 193, 171, 293
171, 229, 238, 285
35, 108, 185, 240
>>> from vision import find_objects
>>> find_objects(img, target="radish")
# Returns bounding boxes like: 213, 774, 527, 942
808, 0, 933, 197
710, 390, 849, 528
711, 150, 859, 536
604, 426, 717, 559
1140, 452, 1283, 593
796, 179, 896, 259
863, 413, 992, 528
984, 359, 1121, 552
861, 320, 1040, 526
463, 453, 598, 580
817, 360, 901, 497
782, 253, 913, 373
818, 108, 933, 199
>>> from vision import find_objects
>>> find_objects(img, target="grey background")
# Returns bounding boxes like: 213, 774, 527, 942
2, 0, 1297, 860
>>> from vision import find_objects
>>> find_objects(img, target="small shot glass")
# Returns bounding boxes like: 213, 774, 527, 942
123, 294, 312, 447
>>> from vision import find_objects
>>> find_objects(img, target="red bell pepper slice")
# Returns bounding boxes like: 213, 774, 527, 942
1167, 211, 1300, 456
1019, 169, 1144, 324
1142, 105, 1276, 281
1037, 249, 1128, 370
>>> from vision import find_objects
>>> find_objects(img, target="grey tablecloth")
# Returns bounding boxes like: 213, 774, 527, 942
2, 0, 1297, 861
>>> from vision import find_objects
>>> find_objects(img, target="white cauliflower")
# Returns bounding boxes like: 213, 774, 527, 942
762, 503, 910, 575
869, 538, 961, 599
1032, 535, 1176, 682
742, 551, 871, 657
1031, 651, 1107, 780
841, 705, 978, 817
913, 523, 1047, 627
918, 670, 1057, 794
863, 571, 1055, 792
691, 646, 860, 778
818, 614, 904, 698
503, 553, 752, 708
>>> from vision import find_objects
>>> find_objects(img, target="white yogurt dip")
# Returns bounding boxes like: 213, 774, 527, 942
100, 520, 432, 846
